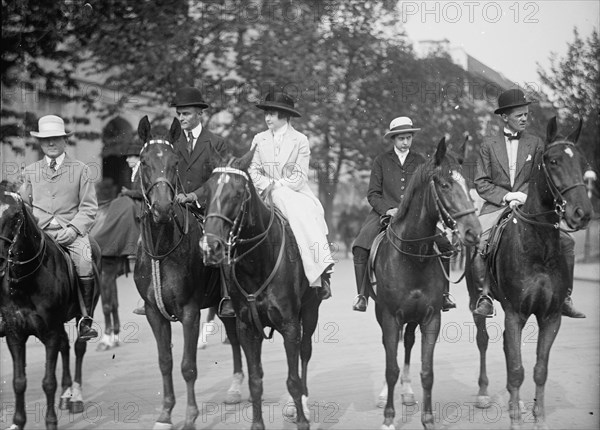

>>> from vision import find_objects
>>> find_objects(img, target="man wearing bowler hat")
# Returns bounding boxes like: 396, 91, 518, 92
19, 114, 100, 340
171, 86, 233, 316
472, 88, 584, 318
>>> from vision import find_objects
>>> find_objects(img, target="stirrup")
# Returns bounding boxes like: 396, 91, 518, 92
77, 316, 98, 340
473, 295, 495, 318
218, 297, 235, 318
442, 293, 456, 312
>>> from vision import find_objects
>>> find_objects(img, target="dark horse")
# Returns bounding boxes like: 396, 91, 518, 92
373, 138, 482, 430
133, 116, 243, 430
0, 183, 101, 430
200, 150, 322, 430
465, 117, 592, 429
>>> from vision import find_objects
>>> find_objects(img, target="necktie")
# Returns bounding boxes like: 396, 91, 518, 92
49, 159, 57, 172
187, 131, 194, 154
504, 131, 521, 141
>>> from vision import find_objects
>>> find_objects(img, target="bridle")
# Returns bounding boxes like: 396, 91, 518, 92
0, 192, 47, 282
512, 141, 586, 232
203, 166, 277, 266
386, 177, 476, 259
138, 139, 189, 260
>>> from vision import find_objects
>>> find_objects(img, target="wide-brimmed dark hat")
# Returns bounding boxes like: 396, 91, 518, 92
123, 143, 142, 157
494, 89, 531, 114
255, 92, 301, 117
170, 87, 209, 109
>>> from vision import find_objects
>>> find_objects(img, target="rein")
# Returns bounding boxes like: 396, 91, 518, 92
386, 179, 474, 259
512, 141, 586, 233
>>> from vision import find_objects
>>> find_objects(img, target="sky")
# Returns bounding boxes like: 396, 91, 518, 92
402, 0, 599, 89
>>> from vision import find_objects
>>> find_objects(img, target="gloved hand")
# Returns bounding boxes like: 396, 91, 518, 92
175, 192, 197, 204
55, 226, 78, 246
504, 191, 527, 207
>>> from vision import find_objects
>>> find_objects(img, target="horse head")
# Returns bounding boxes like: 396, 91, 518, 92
0, 184, 23, 276
200, 149, 255, 266
540, 116, 592, 230
137, 116, 182, 223
396, 137, 481, 247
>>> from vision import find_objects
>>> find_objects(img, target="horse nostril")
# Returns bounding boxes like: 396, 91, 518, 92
574, 207, 585, 219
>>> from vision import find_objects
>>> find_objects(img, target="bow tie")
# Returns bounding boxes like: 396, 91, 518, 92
504, 132, 521, 141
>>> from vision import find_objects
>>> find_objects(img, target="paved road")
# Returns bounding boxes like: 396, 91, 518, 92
1, 257, 598, 430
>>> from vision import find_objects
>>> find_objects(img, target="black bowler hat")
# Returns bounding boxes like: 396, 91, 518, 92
255, 91, 301, 117
494, 89, 532, 114
123, 143, 142, 157
170, 87, 209, 109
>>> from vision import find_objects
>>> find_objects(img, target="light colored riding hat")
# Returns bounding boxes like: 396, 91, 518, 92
30, 115, 73, 138
384, 116, 421, 139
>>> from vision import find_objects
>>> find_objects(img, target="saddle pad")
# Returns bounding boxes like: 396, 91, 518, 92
367, 230, 387, 297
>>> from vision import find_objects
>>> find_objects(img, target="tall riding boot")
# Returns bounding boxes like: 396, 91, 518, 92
218, 268, 235, 318
562, 253, 586, 318
78, 277, 99, 341
441, 259, 456, 312
472, 253, 494, 317
352, 247, 369, 312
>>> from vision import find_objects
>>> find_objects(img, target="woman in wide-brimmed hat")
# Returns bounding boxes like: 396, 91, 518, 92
351, 116, 456, 312
247, 91, 334, 300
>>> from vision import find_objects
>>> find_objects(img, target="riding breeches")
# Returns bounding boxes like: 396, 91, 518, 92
45, 231, 94, 277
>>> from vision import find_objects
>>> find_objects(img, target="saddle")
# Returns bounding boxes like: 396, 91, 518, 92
481, 207, 513, 285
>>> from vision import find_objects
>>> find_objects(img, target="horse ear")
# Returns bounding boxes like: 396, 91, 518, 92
168, 117, 182, 144
566, 118, 583, 144
546, 116, 558, 143
238, 146, 256, 171
434, 136, 447, 167
138, 116, 152, 143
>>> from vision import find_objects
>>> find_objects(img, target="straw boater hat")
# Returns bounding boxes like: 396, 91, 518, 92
30, 115, 73, 138
255, 91, 302, 118
384, 116, 421, 139
494, 89, 532, 114
170, 87, 209, 109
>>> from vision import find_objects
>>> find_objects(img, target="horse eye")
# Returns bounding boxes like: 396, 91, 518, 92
550, 159, 558, 165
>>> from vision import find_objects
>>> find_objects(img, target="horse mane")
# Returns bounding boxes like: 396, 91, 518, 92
394, 151, 462, 223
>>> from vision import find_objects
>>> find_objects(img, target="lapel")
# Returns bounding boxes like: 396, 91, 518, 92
175, 133, 190, 162
189, 127, 210, 166
277, 125, 299, 165
492, 133, 510, 177
515, 133, 533, 176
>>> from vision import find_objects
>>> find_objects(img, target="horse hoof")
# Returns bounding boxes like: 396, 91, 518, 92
401, 393, 416, 406
58, 398, 70, 410
69, 401, 84, 414
153, 422, 173, 430
224, 390, 241, 404
380, 424, 396, 430
519, 400, 526, 414
476, 395, 491, 409
376, 395, 387, 408
96, 341, 110, 352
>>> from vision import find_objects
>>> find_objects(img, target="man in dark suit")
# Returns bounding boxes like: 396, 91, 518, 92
171, 87, 233, 316
172, 87, 230, 208
351, 117, 456, 312
472, 89, 584, 318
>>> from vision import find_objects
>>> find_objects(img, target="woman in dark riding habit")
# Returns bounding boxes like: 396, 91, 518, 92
351, 116, 456, 312
247, 91, 334, 299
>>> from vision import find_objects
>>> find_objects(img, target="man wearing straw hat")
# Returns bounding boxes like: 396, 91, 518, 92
351, 116, 456, 312
19, 114, 99, 340
472, 88, 584, 318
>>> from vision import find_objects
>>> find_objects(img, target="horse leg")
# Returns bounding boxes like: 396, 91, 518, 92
400, 322, 417, 406
380, 310, 401, 430
281, 321, 309, 430
222, 316, 244, 405
532, 314, 561, 430
180, 308, 201, 430
69, 337, 88, 413
40, 331, 61, 430
6, 334, 28, 430
98, 259, 118, 350
300, 299, 320, 399
474, 313, 491, 408
503, 311, 526, 430
420, 313, 441, 430
109, 260, 121, 346
146, 307, 176, 430
238, 321, 265, 430
57, 329, 74, 411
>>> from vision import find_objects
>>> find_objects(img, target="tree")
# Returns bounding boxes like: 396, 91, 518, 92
538, 28, 600, 203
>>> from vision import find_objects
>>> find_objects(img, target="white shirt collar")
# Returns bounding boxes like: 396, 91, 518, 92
46, 153, 66, 168
503, 128, 520, 140
187, 122, 203, 139
272, 123, 288, 140
394, 147, 409, 164
131, 161, 140, 182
